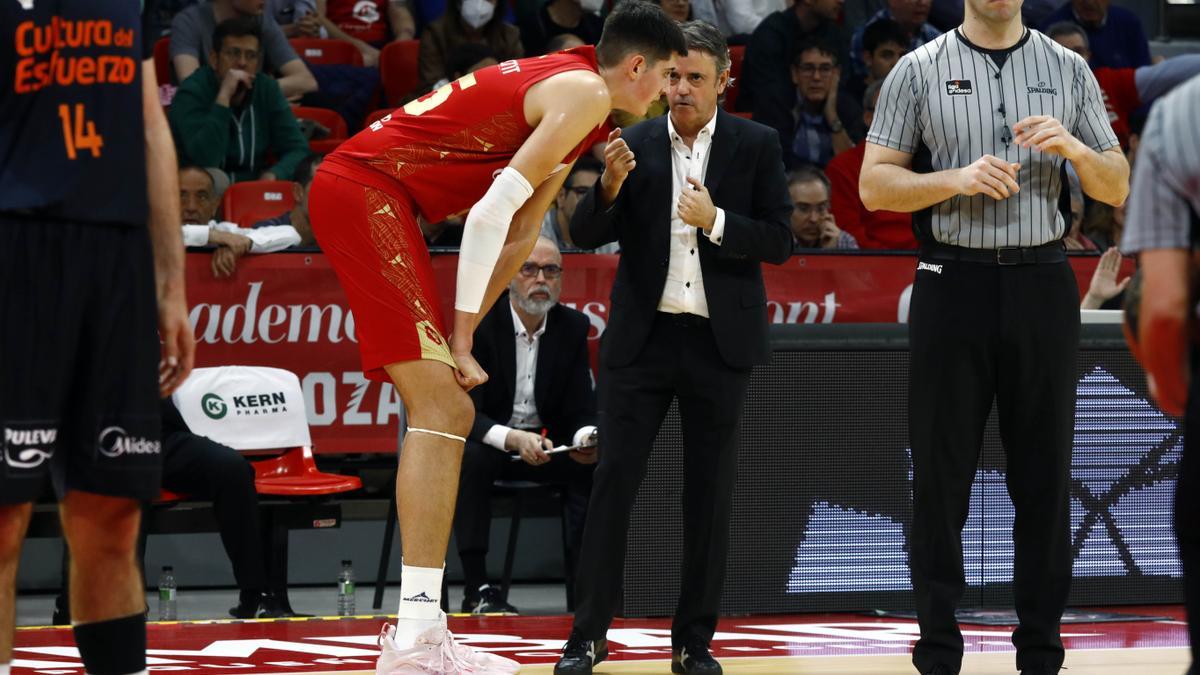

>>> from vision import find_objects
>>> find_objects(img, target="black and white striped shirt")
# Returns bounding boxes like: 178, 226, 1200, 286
1120, 73, 1200, 254
868, 28, 1119, 249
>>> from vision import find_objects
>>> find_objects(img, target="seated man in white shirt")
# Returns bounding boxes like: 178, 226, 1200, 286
453, 236, 598, 614
179, 165, 302, 278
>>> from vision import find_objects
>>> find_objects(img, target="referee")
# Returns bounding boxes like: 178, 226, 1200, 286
1120, 73, 1200, 674
859, 0, 1129, 673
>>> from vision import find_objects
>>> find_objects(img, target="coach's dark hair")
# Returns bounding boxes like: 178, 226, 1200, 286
596, 0, 687, 69
212, 16, 263, 53
862, 18, 908, 55
1046, 21, 1089, 51
791, 38, 839, 68
787, 164, 831, 194
679, 20, 729, 74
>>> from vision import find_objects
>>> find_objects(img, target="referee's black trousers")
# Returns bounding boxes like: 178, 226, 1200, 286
571, 313, 750, 647
1179, 362, 1200, 674
908, 255, 1079, 674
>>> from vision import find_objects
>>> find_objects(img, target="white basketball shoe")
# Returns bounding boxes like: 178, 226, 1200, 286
376, 617, 521, 675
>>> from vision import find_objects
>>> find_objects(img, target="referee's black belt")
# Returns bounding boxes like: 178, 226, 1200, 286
921, 241, 1066, 266
656, 311, 710, 327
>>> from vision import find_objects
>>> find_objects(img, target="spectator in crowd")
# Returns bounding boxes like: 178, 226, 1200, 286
1062, 166, 1099, 251
453, 236, 598, 614
789, 165, 858, 250
545, 32, 586, 52
170, 19, 311, 184
824, 81, 914, 249
768, 40, 856, 169
1082, 196, 1124, 251
518, 0, 604, 56
849, 0, 939, 79
658, 0, 692, 23
839, 19, 906, 133
171, 0, 319, 99
690, 0, 787, 39
178, 165, 302, 278
253, 155, 322, 246
1041, 0, 1151, 69
313, 0, 416, 67
268, 0, 324, 37
540, 158, 618, 253
1080, 246, 1129, 310
422, 42, 498, 93
417, 0, 523, 92
53, 399, 289, 625
740, 0, 846, 124
1048, 22, 1200, 149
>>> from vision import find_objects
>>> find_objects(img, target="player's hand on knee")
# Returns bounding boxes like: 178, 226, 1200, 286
451, 349, 489, 391
959, 155, 1021, 200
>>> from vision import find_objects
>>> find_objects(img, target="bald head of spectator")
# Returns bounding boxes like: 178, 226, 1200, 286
510, 237, 564, 322
180, 166, 219, 226
1047, 21, 1091, 61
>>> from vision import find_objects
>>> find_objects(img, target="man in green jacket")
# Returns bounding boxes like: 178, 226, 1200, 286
170, 16, 310, 183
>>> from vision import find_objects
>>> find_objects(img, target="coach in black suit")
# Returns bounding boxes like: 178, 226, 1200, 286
553, 21, 793, 675
454, 236, 598, 614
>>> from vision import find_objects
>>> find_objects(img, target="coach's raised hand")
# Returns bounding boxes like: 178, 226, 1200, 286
958, 154, 1022, 201
599, 127, 635, 205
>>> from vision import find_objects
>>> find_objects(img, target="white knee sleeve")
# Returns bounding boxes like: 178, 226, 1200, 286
455, 166, 534, 313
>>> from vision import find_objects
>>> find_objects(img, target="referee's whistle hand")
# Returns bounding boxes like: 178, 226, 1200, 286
958, 155, 1022, 201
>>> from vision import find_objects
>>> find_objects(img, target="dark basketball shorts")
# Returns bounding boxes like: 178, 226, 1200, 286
0, 215, 163, 504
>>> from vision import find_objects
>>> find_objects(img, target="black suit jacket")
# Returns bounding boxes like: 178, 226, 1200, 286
569, 109, 793, 369
467, 293, 597, 447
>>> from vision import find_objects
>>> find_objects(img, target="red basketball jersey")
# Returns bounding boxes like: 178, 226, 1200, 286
326, 46, 611, 223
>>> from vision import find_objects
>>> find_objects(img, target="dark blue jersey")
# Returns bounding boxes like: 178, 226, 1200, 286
0, 0, 156, 226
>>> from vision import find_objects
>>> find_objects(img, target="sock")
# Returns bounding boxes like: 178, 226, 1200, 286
2, 662, 12, 675
73, 613, 146, 675
393, 563, 444, 647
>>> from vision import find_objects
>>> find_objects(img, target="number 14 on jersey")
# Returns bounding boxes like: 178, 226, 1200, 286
58, 104, 104, 159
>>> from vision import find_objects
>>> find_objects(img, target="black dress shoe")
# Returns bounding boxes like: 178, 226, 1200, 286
672, 640, 722, 674
228, 591, 294, 619
554, 631, 608, 675
461, 584, 519, 614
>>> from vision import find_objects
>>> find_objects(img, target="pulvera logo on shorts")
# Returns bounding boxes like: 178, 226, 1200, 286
98, 426, 161, 458
3, 427, 56, 469
945, 79, 973, 96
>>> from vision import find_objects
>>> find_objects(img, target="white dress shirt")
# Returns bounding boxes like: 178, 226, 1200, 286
481, 302, 597, 452
182, 219, 301, 252
658, 111, 726, 318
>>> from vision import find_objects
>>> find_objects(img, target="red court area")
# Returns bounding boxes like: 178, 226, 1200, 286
9, 607, 1190, 674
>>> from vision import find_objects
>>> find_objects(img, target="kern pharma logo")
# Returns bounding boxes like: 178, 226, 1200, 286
203, 393, 229, 420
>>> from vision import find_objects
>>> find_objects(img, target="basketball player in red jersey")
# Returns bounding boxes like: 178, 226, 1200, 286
308, 2, 686, 672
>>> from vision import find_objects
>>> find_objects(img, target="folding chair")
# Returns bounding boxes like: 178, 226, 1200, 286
290, 38, 365, 66
220, 180, 296, 228
173, 366, 362, 613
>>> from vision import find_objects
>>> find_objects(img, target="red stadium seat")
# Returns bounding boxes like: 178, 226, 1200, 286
154, 37, 172, 86
290, 38, 364, 66
221, 180, 296, 228
252, 445, 362, 496
292, 106, 348, 154
724, 45, 745, 112
380, 40, 420, 105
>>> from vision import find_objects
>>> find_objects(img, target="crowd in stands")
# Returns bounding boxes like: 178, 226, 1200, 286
157, 0, 1187, 261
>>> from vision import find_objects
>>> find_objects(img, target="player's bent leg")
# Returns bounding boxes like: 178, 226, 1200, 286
377, 359, 519, 674
59, 491, 148, 675
0, 503, 33, 664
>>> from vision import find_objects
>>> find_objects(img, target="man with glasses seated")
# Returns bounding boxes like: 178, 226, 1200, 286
788, 165, 858, 250
540, 157, 618, 253
452, 236, 599, 613
763, 39, 861, 170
